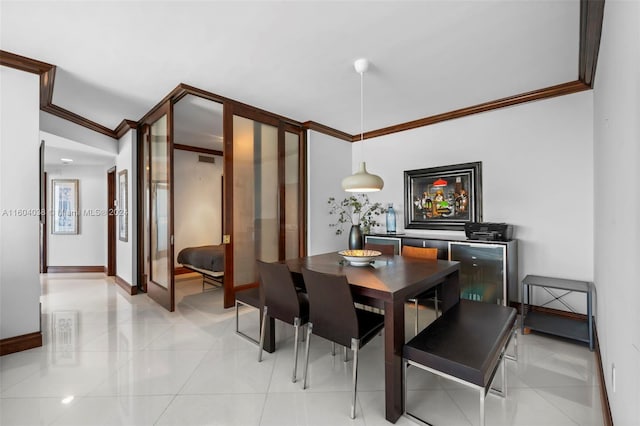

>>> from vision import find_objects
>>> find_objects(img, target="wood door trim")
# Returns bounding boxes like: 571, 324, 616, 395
222, 101, 235, 309
106, 167, 117, 276
143, 102, 175, 312
173, 143, 223, 156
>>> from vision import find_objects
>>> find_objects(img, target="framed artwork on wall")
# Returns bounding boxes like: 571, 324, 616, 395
52, 179, 79, 234
118, 169, 128, 242
404, 161, 482, 230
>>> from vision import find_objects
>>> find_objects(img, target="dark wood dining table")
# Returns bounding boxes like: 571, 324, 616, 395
263, 251, 460, 423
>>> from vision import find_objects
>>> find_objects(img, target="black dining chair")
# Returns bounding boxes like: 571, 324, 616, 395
257, 260, 309, 383
300, 267, 385, 419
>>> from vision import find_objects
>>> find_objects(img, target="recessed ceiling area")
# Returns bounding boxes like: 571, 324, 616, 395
1, 1, 579, 136
42, 131, 116, 168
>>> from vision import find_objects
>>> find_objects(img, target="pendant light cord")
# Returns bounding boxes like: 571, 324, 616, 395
360, 67, 365, 168
360, 69, 364, 143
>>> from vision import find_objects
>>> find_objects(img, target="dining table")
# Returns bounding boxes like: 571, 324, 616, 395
263, 251, 460, 423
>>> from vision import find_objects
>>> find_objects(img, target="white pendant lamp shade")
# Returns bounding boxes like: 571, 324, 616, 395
342, 58, 384, 193
342, 162, 384, 192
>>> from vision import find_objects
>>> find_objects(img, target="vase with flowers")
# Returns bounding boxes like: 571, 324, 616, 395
328, 194, 387, 249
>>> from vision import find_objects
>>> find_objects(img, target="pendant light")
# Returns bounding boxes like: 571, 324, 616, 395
341, 58, 384, 193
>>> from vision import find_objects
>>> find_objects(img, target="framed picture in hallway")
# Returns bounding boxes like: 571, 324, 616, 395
52, 179, 79, 234
118, 169, 128, 242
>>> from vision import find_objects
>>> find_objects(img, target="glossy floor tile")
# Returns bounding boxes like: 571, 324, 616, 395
0, 273, 604, 425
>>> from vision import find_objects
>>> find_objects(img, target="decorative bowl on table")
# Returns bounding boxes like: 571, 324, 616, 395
338, 249, 382, 266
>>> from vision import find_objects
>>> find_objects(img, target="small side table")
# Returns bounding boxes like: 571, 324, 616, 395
521, 274, 594, 351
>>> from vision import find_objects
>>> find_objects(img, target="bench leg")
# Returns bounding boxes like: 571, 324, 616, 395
505, 326, 518, 362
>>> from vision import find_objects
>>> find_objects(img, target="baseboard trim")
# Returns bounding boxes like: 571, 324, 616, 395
0, 331, 42, 356
115, 275, 137, 295
47, 265, 105, 273
594, 321, 613, 426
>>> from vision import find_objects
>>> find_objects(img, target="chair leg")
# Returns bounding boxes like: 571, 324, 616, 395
292, 317, 301, 383
235, 301, 240, 333
434, 289, 439, 318
258, 306, 268, 362
303, 322, 313, 389
331, 341, 336, 356
480, 389, 485, 426
351, 338, 359, 419
414, 299, 419, 336
505, 327, 518, 361
343, 346, 348, 363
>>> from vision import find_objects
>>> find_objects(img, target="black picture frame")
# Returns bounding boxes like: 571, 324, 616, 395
404, 161, 482, 230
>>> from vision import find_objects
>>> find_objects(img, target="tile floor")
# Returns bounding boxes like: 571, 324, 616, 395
0, 273, 604, 425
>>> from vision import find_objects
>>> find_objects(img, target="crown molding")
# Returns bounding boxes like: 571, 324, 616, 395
579, 0, 605, 87
357, 80, 590, 142
302, 121, 353, 142
0, 0, 604, 143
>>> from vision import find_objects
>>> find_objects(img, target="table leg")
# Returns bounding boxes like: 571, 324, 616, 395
384, 298, 405, 423
440, 269, 460, 313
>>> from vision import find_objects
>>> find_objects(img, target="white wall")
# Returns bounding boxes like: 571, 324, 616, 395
309, 92, 594, 311
593, 1, 640, 424
0, 67, 41, 340
173, 149, 223, 266
306, 130, 352, 255
116, 130, 135, 285
360, 92, 594, 295
47, 165, 107, 267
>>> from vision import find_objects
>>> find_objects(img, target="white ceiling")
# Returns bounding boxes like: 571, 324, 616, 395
42, 131, 116, 167
1, 1, 579, 136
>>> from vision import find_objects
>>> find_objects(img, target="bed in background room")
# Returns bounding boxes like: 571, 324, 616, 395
177, 244, 225, 290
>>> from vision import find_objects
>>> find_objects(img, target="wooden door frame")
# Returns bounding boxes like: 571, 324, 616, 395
106, 166, 116, 276
40, 169, 48, 273
222, 104, 306, 308
142, 101, 175, 312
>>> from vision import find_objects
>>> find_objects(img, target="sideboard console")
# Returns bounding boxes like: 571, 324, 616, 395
365, 234, 518, 305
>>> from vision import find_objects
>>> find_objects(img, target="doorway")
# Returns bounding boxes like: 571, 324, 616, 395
106, 167, 116, 276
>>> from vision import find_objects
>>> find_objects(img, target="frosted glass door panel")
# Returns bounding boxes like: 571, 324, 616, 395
232, 116, 278, 286
150, 114, 170, 289
284, 131, 299, 260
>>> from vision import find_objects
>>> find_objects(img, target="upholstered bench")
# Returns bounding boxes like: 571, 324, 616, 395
235, 287, 261, 345
403, 299, 517, 426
